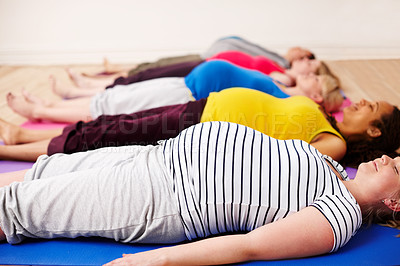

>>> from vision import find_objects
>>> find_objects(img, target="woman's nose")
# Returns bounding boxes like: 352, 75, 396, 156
359, 99, 366, 105
381, 155, 391, 165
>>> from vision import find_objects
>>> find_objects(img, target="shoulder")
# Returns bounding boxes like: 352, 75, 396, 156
310, 133, 347, 161
312, 193, 362, 252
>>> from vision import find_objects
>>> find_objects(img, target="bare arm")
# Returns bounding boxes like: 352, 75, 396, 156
104, 207, 334, 266
269, 72, 295, 87
310, 133, 347, 161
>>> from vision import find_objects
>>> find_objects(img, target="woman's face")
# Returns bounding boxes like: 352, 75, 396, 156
295, 73, 323, 102
285, 47, 313, 62
342, 99, 394, 136
356, 155, 400, 201
291, 58, 321, 75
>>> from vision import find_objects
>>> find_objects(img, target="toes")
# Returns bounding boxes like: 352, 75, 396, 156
21, 88, 30, 100
65, 68, 74, 80
21, 88, 40, 105
6, 92, 15, 103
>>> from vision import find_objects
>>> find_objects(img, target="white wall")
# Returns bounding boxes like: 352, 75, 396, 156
0, 0, 399, 65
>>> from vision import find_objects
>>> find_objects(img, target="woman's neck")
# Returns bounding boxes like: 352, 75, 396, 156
335, 122, 367, 143
335, 122, 352, 139
325, 158, 369, 209
342, 179, 371, 211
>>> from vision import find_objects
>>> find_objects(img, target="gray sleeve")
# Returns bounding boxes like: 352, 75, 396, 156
201, 37, 290, 68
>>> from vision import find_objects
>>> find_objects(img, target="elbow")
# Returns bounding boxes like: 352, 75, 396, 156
240, 234, 270, 262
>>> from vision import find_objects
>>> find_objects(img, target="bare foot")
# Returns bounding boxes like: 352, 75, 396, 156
6, 92, 40, 121
87, 57, 121, 75
104, 57, 136, 75
66, 68, 91, 88
22, 88, 51, 106
103, 57, 112, 73
82, 57, 130, 78
66, 68, 116, 89
0, 118, 21, 145
50, 75, 76, 98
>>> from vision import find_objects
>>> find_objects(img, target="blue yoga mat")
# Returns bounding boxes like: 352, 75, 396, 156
0, 225, 398, 265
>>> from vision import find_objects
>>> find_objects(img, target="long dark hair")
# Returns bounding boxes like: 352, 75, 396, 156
326, 106, 400, 167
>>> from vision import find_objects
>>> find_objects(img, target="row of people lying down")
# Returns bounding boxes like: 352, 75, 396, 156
2, 39, 343, 162
0, 121, 400, 265
7, 59, 342, 125
5, 36, 325, 122
2, 40, 399, 166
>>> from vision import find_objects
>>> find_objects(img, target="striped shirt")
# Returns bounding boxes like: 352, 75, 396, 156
161, 121, 362, 252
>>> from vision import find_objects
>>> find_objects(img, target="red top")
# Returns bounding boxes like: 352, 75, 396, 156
207, 50, 285, 75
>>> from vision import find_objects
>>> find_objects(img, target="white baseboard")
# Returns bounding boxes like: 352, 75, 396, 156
1, 47, 400, 65
311, 47, 400, 60
0, 48, 196, 65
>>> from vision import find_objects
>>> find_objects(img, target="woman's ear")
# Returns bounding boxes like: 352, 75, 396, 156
366, 126, 382, 138
383, 199, 400, 212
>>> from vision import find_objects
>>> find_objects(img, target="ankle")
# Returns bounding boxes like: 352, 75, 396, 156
30, 106, 42, 121
15, 127, 28, 143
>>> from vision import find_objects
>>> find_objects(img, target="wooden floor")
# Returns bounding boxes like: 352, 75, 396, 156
0, 59, 399, 126
326, 59, 400, 105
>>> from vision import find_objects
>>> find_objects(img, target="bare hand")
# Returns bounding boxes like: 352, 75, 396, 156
104, 252, 166, 266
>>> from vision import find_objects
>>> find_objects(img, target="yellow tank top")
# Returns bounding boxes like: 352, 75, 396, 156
200, 88, 344, 143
